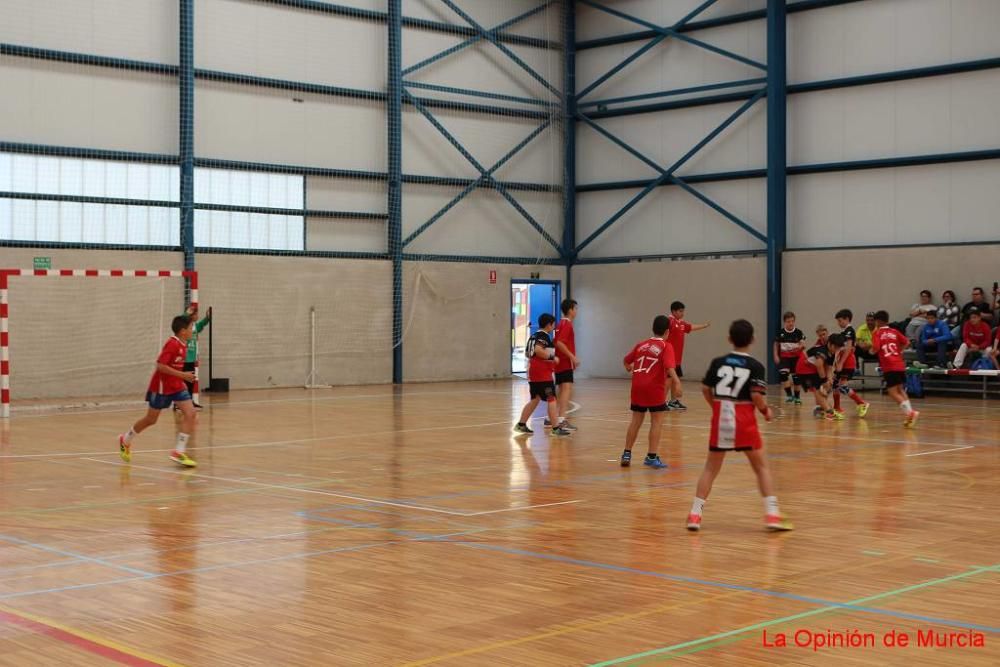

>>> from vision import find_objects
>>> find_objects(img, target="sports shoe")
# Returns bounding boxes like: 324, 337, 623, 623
686, 513, 702, 531
118, 434, 131, 463
904, 410, 920, 428
560, 420, 578, 431
826, 411, 845, 421
551, 426, 572, 437
643, 454, 668, 469
620, 450, 632, 467
813, 406, 825, 418
543, 418, 552, 426
513, 423, 533, 434
668, 400, 688, 411
169, 450, 197, 467
793, 396, 803, 405
765, 514, 794, 531
857, 402, 870, 418
911, 361, 929, 369
784, 395, 795, 404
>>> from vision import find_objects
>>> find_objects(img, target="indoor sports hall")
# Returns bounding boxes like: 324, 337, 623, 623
1, 1, 998, 665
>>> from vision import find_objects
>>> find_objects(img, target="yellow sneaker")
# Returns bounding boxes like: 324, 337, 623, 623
857, 402, 870, 418
169, 450, 197, 467
765, 515, 794, 531
118, 434, 131, 463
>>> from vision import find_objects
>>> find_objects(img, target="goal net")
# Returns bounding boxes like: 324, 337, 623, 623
1, 269, 193, 417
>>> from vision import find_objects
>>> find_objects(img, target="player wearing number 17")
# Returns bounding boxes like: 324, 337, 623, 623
619, 316, 678, 469
686, 320, 792, 532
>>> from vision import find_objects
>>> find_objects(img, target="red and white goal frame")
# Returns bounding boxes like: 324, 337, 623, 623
0, 268, 198, 418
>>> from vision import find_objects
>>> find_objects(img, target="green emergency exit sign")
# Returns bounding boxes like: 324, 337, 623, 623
33, 257, 51, 270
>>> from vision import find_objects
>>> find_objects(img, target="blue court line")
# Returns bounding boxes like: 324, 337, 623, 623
454, 543, 1000, 634
0, 535, 153, 577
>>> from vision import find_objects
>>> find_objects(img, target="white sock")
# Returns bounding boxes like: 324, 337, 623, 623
764, 496, 780, 516
123, 428, 136, 444
690, 497, 706, 516
175, 432, 190, 453
900, 400, 912, 415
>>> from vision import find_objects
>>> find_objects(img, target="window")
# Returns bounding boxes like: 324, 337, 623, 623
193, 168, 304, 251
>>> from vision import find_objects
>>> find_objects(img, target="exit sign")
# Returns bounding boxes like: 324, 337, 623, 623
33, 257, 51, 270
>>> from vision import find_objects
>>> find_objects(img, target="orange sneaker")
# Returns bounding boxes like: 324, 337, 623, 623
765, 514, 794, 531
686, 514, 702, 532
904, 410, 920, 428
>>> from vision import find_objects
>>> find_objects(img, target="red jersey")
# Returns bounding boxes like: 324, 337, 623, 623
872, 326, 907, 372
148, 336, 187, 395
962, 321, 992, 348
668, 317, 693, 363
624, 337, 674, 407
553, 318, 576, 373
526, 330, 557, 382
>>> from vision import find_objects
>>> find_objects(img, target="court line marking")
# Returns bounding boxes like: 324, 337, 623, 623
591, 564, 999, 666
454, 544, 1000, 634
0, 534, 153, 577
906, 445, 975, 457
0, 605, 182, 667
81, 459, 583, 517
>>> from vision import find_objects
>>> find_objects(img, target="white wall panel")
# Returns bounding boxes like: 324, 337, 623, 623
196, 81, 385, 170
404, 0, 560, 41
577, 100, 766, 184
306, 176, 385, 213
0, 0, 177, 63
402, 185, 562, 258
402, 109, 561, 182
576, 0, 766, 42
306, 219, 386, 253
196, 0, 386, 90
789, 161, 1000, 248
577, 179, 766, 258
789, 0, 1000, 83
789, 70, 1000, 165
0, 58, 177, 154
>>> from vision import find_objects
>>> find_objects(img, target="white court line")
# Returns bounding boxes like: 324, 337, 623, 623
906, 445, 975, 457
81, 458, 583, 517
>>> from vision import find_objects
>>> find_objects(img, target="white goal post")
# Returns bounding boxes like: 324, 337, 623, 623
0, 268, 198, 418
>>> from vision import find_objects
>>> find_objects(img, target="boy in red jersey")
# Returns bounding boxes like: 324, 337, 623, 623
773, 311, 805, 405
118, 315, 198, 467
551, 299, 579, 431
620, 315, 678, 469
686, 319, 792, 532
666, 301, 710, 411
952, 307, 992, 368
832, 309, 871, 418
794, 332, 843, 420
514, 314, 572, 437
872, 310, 919, 427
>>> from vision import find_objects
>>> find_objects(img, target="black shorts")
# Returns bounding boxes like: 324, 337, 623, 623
674, 365, 683, 378
835, 369, 855, 383
528, 382, 557, 401
795, 374, 821, 391
631, 403, 668, 413
778, 357, 797, 376
883, 371, 907, 389
554, 370, 574, 385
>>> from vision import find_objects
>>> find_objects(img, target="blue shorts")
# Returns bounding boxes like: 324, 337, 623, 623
146, 390, 192, 410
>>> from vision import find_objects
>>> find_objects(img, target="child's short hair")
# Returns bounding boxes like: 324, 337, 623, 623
926, 309, 938, 318
816, 324, 828, 334
835, 308, 853, 321
874, 310, 890, 324
828, 333, 846, 348
920, 289, 932, 299
653, 315, 670, 336
171, 315, 191, 334
561, 298, 578, 315
538, 313, 556, 329
729, 319, 754, 348
782, 311, 795, 321
670, 301, 684, 312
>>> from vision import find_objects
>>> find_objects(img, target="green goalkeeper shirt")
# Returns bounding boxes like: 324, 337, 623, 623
182, 314, 211, 363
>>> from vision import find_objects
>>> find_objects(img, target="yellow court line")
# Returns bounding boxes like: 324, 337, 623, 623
0, 603, 186, 667
401, 552, 919, 666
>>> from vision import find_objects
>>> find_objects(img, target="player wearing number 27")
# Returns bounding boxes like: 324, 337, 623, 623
686, 319, 792, 532
620, 316, 678, 469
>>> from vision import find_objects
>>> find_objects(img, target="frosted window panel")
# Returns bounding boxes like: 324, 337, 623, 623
12, 155, 37, 192
0, 153, 12, 190
105, 162, 128, 199
249, 173, 269, 207
210, 168, 230, 205
0, 199, 12, 239
168, 211, 181, 245
287, 175, 304, 208
35, 201, 60, 242
210, 210, 231, 247
169, 168, 180, 201
82, 204, 105, 243
12, 200, 34, 239
249, 213, 268, 247
59, 159, 84, 196
60, 202, 83, 241
35, 157, 60, 195
194, 210, 210, 247
83, 160, 106, 197
268, 214, 289, 250
148, 208, 172, 246
290, 217, 304, 250
268, 175, 287, 208
127, 163, 150, 200
230, 170, 250, 206
230, 212, 250, 248
149, 165, 174, 201
194, 167, 212, 203
105, 205, 128, 244
126, 206, 150, 244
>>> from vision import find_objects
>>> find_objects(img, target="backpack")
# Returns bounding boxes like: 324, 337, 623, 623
970, 356, 996, 371
905, 372, 924, 398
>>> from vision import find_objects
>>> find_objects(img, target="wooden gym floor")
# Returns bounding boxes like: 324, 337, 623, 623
0, 379, 997, 666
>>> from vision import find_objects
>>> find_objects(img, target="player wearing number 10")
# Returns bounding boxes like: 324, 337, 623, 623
872, 310, 920, 428
686, 320, 792, 532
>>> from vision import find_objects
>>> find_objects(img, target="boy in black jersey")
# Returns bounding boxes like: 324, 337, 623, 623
833, 309, 871, 418
687, 320, 792, 532
773, 311, 805, 405
794, 332, 844, 420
